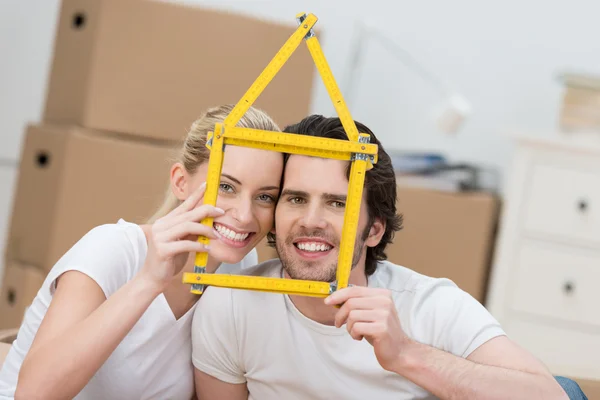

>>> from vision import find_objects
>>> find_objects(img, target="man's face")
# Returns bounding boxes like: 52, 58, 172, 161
274, 155, 375, 282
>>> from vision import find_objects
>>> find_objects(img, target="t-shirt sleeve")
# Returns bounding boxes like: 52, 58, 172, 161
46, 223, 139, 299
406, 278, 506, 358
191, 286, 245, 384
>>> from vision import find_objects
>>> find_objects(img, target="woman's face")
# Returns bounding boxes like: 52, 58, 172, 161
185, 145, 283, 265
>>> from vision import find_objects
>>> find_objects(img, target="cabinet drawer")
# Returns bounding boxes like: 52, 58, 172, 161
510, 241, 600, 328
524, 163, 600, 244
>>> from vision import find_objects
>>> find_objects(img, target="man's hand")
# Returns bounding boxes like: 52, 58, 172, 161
325, 286, 410, 372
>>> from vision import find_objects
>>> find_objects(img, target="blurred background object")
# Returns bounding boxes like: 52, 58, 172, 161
558, 71, 600, 133
1, 0, 600, 396
343, 19, 472, 135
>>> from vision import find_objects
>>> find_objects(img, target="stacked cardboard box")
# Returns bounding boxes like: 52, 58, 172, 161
390, 185, 500, 304
0, 0, 315, 329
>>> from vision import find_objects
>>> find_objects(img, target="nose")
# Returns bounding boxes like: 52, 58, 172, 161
299, 203, 327, 230
230, 196, 254, 226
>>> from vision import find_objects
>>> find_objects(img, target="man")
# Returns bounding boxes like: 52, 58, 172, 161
190, 115, 569, 399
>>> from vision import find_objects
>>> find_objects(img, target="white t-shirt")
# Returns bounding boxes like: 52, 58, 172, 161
191, 259, 506, 400
0, 219, 258, 400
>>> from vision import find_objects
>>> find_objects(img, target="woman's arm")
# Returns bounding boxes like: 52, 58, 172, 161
15, 271, 162, 400
16, 182, 222, 400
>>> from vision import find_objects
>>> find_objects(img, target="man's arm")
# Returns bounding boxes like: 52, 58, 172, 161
325, 286, 568, 400
389, 335, 567, 400
194, 369, 248, 400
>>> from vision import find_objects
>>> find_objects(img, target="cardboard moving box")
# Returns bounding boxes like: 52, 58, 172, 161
0, 263, 45, 330
44, 0, 317, 141
255, 237, 278, 264
389, 186, 500, 303
7, 124, 175, 270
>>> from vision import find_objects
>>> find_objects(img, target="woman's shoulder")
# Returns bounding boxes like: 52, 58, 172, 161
46, 219, 148, 297
69, 219, 147, 263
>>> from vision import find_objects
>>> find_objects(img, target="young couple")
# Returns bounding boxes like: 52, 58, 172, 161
0, 105, 575, 399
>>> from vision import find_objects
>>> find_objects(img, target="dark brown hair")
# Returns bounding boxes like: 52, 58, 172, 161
268, 115, 403, 275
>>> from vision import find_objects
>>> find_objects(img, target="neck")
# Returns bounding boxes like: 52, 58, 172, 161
285, 265, 368, 326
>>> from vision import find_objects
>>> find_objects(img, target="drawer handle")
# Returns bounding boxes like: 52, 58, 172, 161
577, 199, 589, 212
563, 281, 575, 295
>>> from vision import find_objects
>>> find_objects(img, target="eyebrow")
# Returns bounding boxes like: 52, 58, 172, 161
323, 193, 347, 203
281, 189, 346, 202
222, 173, 279, 191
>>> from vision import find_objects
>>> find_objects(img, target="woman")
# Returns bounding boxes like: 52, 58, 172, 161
0, 105, 284, 399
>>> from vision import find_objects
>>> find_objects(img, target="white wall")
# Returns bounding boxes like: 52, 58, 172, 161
1, 0, 600, 275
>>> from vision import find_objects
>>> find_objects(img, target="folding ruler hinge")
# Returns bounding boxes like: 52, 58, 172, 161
328, 281, 338, 294
351, 134, 374, 163
296, 13, 315, 40
191, 266, 207, 294
206, 126, 227, 150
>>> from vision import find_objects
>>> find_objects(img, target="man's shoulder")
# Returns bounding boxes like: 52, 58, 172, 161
371, 259, 459, 294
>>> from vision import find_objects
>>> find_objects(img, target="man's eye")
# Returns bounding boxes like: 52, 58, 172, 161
290, 197, 305, 204
219, 183, 234, 193
332, 201, 345, 208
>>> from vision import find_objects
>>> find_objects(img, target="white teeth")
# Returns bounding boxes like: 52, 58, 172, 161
297, 242, 331, 252
214, 224, 249, 242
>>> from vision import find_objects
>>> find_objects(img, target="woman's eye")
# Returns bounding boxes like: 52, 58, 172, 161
219, 183, 234, 193
258, 194, 275, 203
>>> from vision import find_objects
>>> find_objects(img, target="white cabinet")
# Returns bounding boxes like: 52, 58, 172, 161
486, 134, 600, 380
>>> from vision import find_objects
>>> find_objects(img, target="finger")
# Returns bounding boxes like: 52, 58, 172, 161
325, 286, 390, 306
163, 240, 210, 256
164, 204, 224, 230
349, 322, 384, 342
161, 222, 217, 243
334, 297, 390, 328
344, 309, 379, 334
171, 182, 207, 216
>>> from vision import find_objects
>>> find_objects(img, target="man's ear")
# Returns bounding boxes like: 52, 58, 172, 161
365, 217, 386, 247
170, 162, 188, 201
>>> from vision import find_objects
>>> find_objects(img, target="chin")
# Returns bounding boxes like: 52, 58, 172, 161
210, 242, 246, 265
284, 261, 337, 283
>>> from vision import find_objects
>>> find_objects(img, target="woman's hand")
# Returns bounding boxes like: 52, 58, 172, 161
140, 182, 224, 292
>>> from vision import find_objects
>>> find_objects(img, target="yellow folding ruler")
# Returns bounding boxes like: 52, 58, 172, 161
183, 12, 378, 297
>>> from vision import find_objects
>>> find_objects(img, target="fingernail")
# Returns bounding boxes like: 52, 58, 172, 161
215, 207, 225, 214
324, 297, 331, 305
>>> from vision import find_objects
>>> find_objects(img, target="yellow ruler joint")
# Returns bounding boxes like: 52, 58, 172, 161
192, 124, 225, 294
223, 14, 318, 128
223, 127, 377, 162
335, 135, 371, 290
305, 35, 359, 143
184, 273, 333, 297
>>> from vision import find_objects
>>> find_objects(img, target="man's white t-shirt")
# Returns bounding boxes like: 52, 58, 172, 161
0, 219, 258, 400
191, 259, 506, 400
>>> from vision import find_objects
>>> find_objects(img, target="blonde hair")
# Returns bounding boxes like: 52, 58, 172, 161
148, 104, 280, 223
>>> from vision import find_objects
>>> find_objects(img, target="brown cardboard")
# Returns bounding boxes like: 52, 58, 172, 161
572, 377, 600, 399
389, 186, 500, 303
44, 0, 317, 141
0, 263, 45, 330
255, 237, 278, 264
7, 123, 175, 270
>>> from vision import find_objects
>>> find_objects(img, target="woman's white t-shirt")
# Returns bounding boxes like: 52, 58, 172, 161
0, 219, 258, 399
